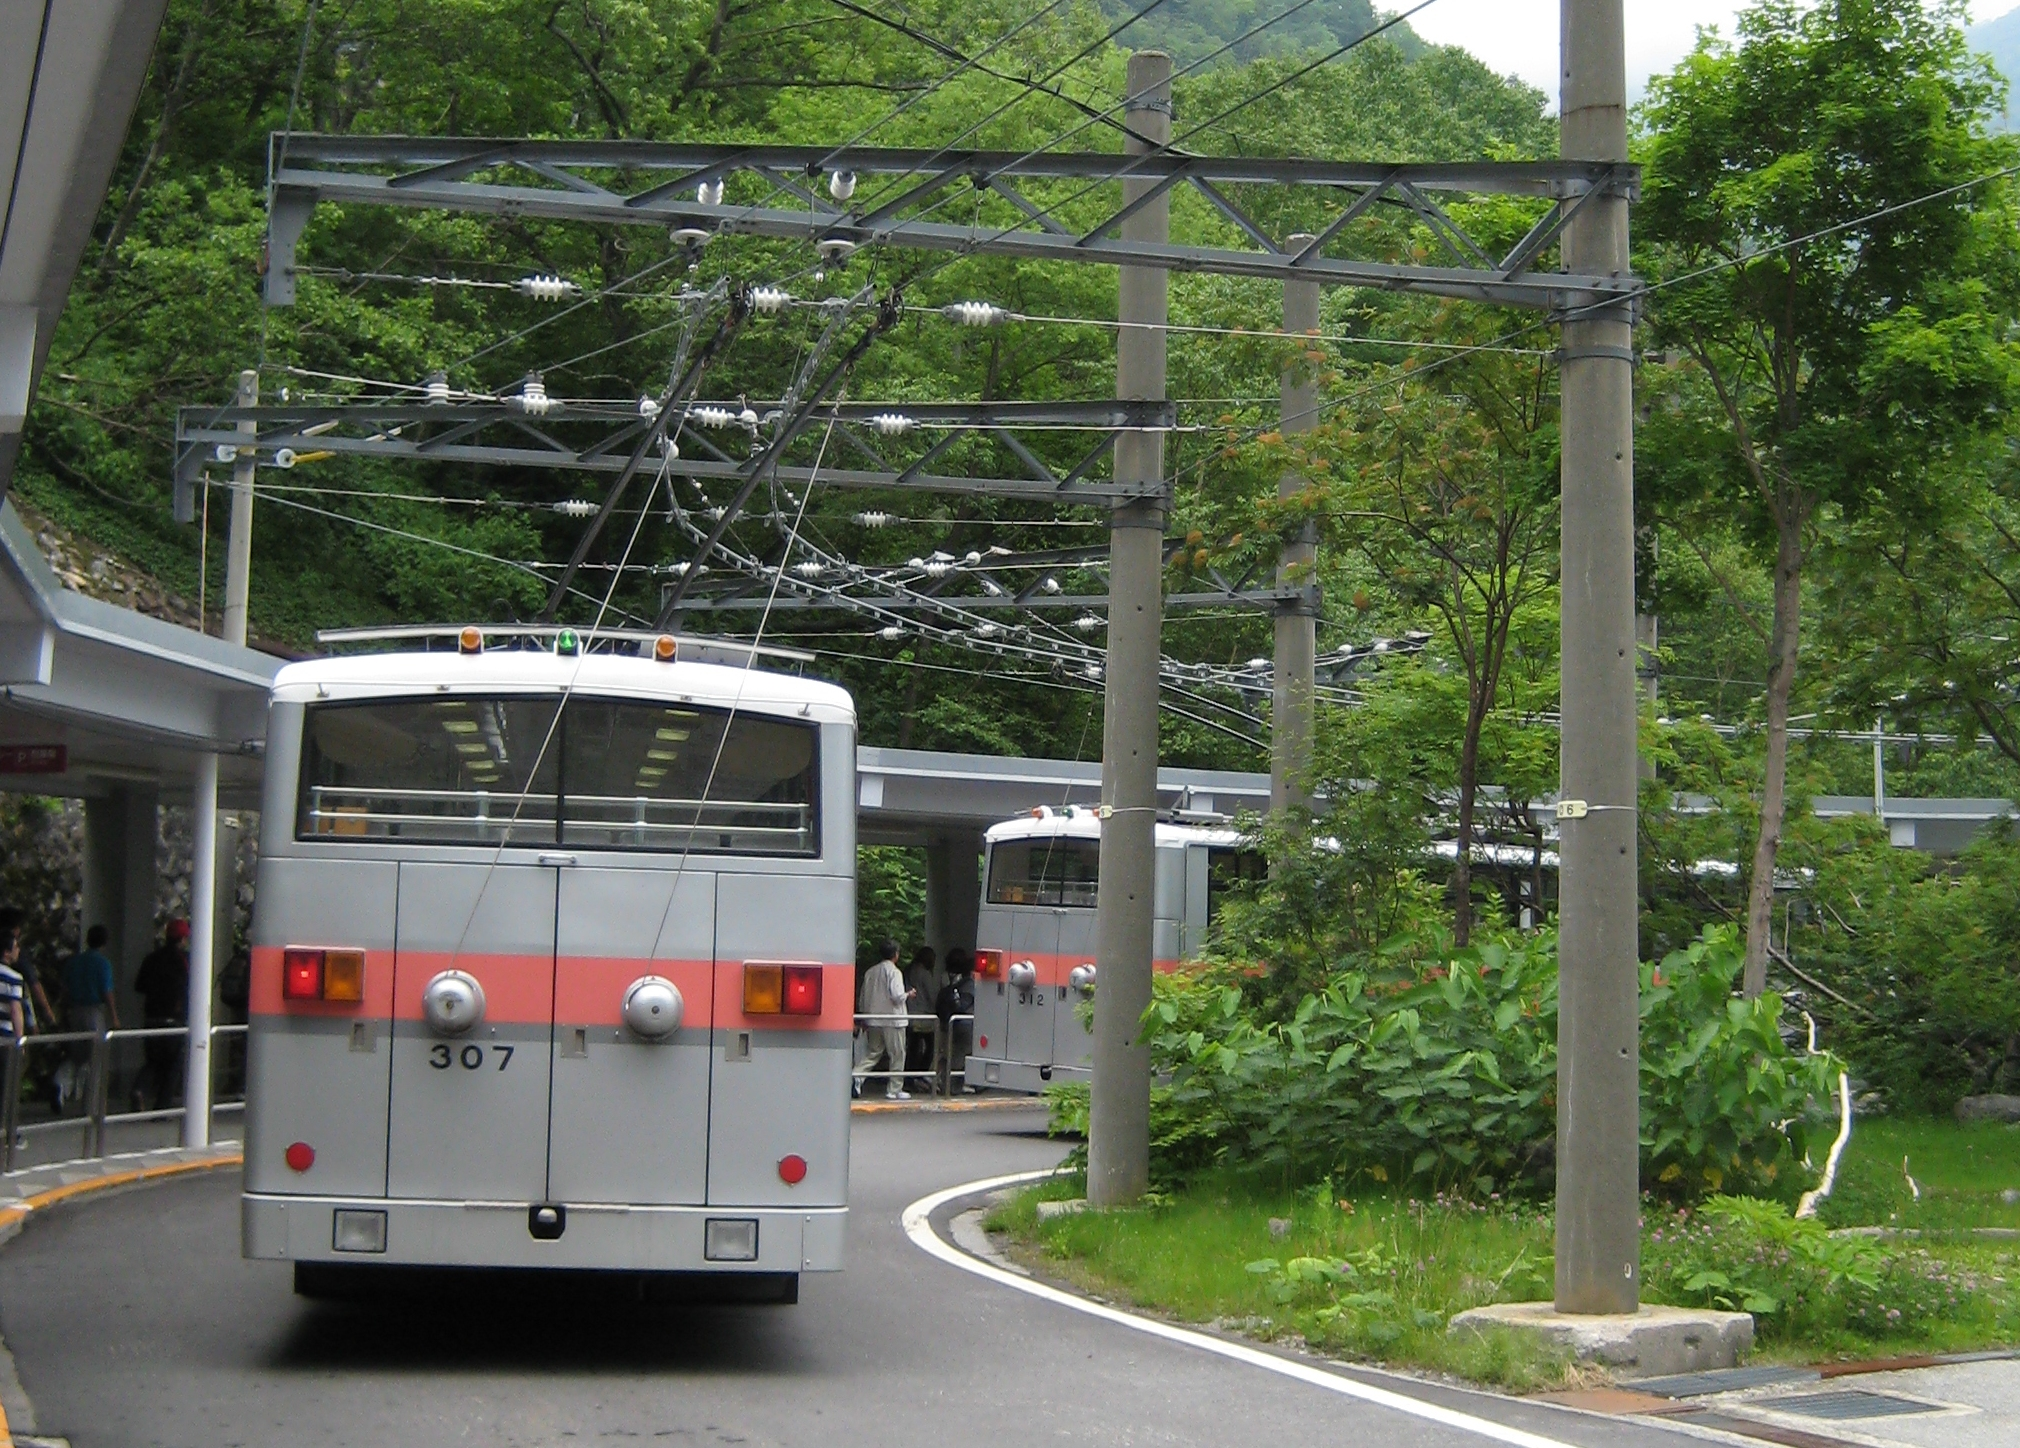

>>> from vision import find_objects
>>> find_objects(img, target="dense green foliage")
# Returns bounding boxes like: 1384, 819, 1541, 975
1050, 924, 1839, 1201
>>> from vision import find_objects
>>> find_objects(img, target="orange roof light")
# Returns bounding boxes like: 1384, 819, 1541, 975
653, 634, 677, 662
458, 625, 484, 654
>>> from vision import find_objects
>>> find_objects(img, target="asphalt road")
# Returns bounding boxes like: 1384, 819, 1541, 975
0, 1106, 1716, 1448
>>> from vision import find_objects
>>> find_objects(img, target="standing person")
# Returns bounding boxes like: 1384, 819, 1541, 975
133, 919, 191, 1111
935, 948, 976, 1097
903, 945, 937, 1093
0, 908, 46, 1032
59, 926, 119, 1113
852, 939, 912, 1102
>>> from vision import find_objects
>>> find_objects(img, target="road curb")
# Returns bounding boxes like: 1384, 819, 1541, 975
851, 1096, 1044, 1114
0, 1148, 244, 1249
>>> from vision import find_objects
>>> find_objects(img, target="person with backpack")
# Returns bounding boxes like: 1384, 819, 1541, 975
935, 948, 976, 1097
133, 918, 191, 1110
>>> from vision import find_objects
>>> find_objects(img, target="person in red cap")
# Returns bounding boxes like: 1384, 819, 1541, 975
133, 918, 192, 1111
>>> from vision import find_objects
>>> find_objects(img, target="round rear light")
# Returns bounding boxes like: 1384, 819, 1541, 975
777, 1153, 808, 1185
285, 1141, 315, 1173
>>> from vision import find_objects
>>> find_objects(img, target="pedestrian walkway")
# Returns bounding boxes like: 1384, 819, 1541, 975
0, 1143, 240, 1246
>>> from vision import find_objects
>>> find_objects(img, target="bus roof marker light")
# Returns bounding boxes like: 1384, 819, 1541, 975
458, 626, 483, 654
654, 634, 678, 662
555, 628, 580, 656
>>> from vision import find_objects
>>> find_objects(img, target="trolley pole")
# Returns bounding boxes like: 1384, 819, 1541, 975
1272, 236, 1320, 814
183, 750, 218, 1148
221, 368, 257, 646
1088, 49, 1171, 1208
1555, 0, 1640, 1314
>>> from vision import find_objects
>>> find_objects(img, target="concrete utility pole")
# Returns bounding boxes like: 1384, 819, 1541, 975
1555, 0, 1640, 1315
221, 369, 257, 646
1272, 237, 1320, 814
1087, 49, 1171, 1209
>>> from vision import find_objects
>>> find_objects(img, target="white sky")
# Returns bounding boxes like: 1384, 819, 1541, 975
1406, 1, 2020, 103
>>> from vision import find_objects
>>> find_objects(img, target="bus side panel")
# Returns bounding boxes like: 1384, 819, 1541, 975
244, 856, 398, 1198
548, 867, 716, 1205
386, 862, 558, 1203
708, 871, 852, 1210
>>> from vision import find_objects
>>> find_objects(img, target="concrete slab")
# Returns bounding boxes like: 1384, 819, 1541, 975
1448, 1301, 1754, 1378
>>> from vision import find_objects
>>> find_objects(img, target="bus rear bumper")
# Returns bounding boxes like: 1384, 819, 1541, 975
243, 1192, 847, 1273
962, 1056, 1088, 1095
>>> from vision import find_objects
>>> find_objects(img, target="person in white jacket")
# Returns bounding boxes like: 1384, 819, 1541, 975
854, 939, 914, 1100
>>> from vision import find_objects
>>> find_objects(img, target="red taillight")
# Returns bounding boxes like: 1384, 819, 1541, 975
778, 1153, 808, 1185
283, 948, 324, 1000
974, 948, 1003, 980
283, 946, 365, 1005
782, 965, 823, 1016
285, 1141, 315, 1172
978, 1034, 988, 1048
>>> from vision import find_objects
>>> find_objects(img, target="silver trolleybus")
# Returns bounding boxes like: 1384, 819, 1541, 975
965, 806, 1251, 1094
242, 629, 856, 1297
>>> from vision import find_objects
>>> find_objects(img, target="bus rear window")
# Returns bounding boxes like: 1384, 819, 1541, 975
987, 838, 1100, 907
297, 695, 819, 856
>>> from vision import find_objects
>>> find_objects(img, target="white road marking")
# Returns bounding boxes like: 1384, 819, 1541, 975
903, 1171, 1592, 1448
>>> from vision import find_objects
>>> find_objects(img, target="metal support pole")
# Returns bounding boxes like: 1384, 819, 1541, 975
1873, 718, 1886, 824
1555, 0, 1640, 1315
1273, 234, 1320, 814
183, 751, 219, 1148
87, 1027, 111, 1159
1088, 50, 1170, 1209
221, 369, 257, 646
1, 1040, 21, 1174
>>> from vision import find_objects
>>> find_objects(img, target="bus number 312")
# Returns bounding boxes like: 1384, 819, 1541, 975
429, 1044, 514, 1071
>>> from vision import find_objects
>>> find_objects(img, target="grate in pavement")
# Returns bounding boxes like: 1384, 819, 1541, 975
1757, 1390, 1949, 1421
1631, 1366, 1818, 1398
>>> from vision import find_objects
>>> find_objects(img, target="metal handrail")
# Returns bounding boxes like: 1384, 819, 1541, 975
2, 1022, 247, 1175
852, 1011, 975, 1096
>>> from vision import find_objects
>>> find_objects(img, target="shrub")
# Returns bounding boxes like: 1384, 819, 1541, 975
1645, 1196, 1978, 1344
1057, 923, 1840, 1200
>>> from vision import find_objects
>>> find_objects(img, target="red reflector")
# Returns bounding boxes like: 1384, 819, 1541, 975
285, 1141, 315, 1172
282, 948, 324, 1001
977, 1034, 988, 1049
777, 1153, 808, 1185
782, 965, 823, 1016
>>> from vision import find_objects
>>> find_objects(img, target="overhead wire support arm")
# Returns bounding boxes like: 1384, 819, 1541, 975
654, 288, 906, 628
263, 136, 1641, 313
537, 281, 753, 620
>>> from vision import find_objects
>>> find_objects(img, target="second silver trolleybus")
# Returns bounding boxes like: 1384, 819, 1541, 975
242, 627, 855, 1298
965, 806, 1254, 1094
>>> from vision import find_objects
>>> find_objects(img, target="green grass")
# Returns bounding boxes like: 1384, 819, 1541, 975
989, 1175, 1580, 1391
988, 1116, 2020, 1388
1816, 1114, 2020, 1232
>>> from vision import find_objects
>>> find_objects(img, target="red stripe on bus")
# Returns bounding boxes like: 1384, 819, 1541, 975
713, 961, 856, 1032
248, 945, 395, 1015
387, 951, 555, 1024
973, 950, 1182, 987
554, 956, 714, 1028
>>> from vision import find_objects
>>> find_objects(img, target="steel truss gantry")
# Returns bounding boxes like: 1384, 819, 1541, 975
263, 136, 1640, 315
173, 397, 1178, 505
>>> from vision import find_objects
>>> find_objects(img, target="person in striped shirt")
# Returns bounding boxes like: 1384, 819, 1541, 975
0, 932, 24, 1044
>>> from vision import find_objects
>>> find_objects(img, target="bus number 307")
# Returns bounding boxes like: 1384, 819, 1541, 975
429, 1044, 514, 1071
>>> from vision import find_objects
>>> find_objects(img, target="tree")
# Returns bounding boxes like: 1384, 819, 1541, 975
1313, 329, 1559, 943
1637, 0, 2020, 994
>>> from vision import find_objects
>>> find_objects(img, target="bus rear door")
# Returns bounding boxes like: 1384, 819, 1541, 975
386, 861, 558, 1202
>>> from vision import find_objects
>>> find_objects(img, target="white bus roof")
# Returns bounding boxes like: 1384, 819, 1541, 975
271, 650, 855, 724
984, 810, 1244, 849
